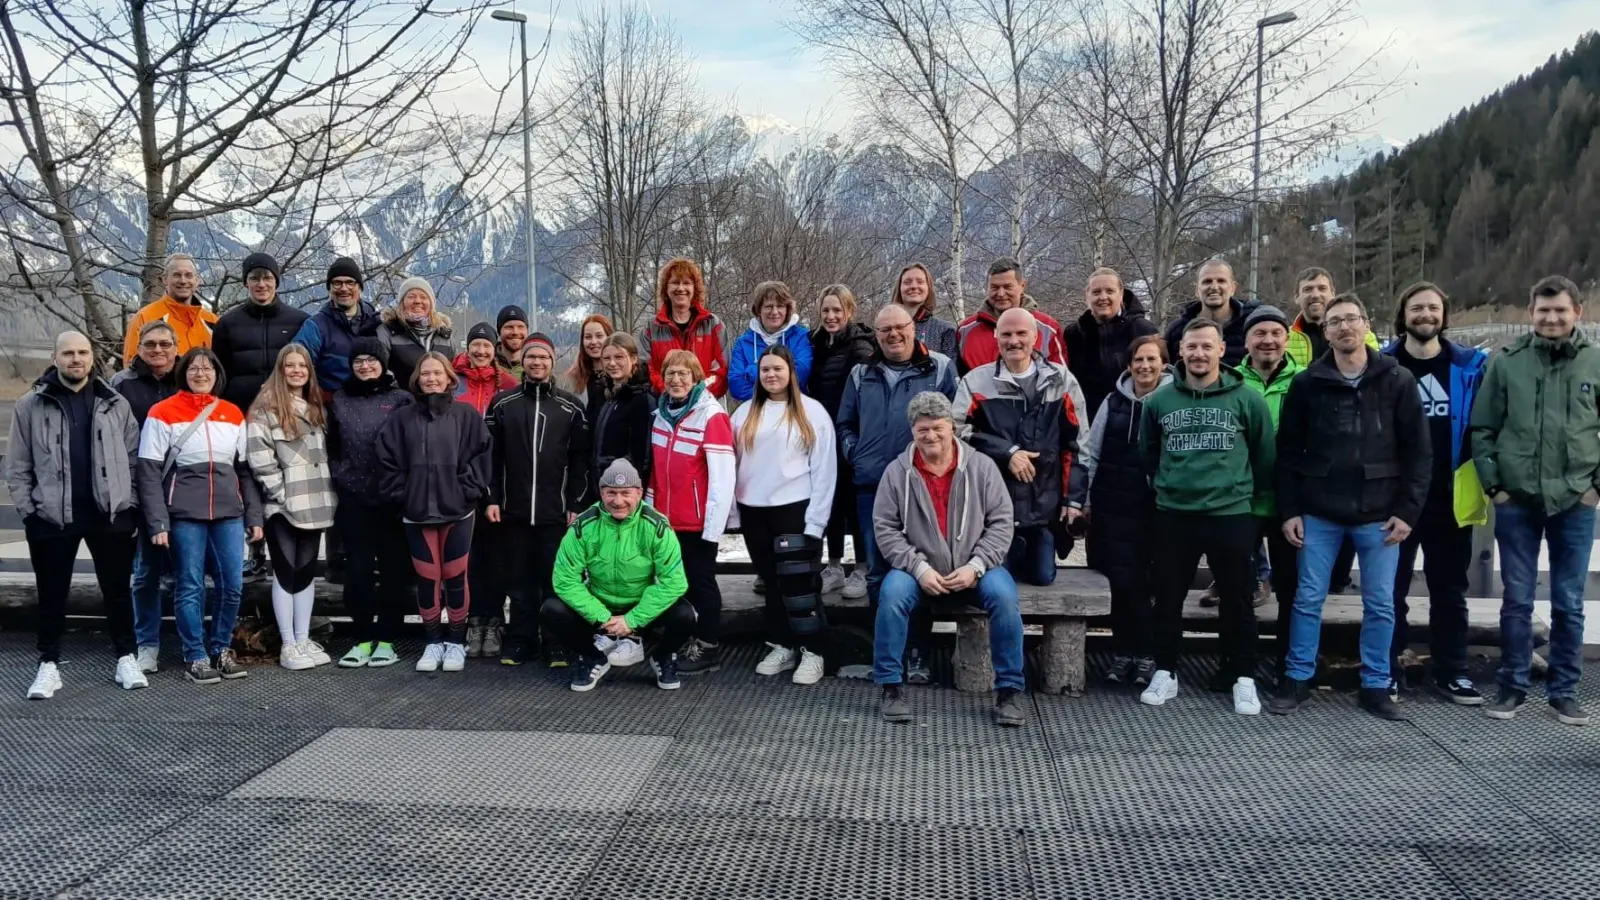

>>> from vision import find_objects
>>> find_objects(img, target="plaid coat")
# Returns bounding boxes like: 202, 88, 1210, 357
247, 397, 338, 530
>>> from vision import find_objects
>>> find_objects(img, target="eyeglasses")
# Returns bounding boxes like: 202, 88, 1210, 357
875, 323, 913, 336
1326, 314, 1367, 330
352, 356, 381, 367
140, 340, 175, 350
663, 370, 695, 382
187, 363, 216, 374
246, 273, 275, 284
329, 279, 359, 289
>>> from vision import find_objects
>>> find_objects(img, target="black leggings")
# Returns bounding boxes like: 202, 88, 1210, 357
265, 514, 321, 593
337, 501, 411, 644
677, 531, 722, 644
405, 516, 475, 643
824, 475, 861, 566
740, 500, 817, 647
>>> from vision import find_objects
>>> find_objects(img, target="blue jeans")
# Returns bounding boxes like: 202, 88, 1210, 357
131, 534, 171, 648
855, 487, 888, 603
1005, 525, 1056, 586
1286, 515, 1401, 689
873, 567, 1025, 691
1495, 500, 1594, 699
170, 518, 245, 663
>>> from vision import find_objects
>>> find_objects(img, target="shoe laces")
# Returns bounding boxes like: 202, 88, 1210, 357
680, 640, 704, 663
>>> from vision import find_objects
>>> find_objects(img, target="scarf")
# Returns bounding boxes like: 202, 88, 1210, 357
656, 382, 704, 428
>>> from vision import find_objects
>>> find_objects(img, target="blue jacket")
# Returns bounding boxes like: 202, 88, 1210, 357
293, 300, 382, 392
728, 316, 813, 401
837, 344, 957, 488
1381, 337, 1488, 470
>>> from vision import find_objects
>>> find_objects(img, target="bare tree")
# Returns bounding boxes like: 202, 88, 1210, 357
0, 0, 516, 356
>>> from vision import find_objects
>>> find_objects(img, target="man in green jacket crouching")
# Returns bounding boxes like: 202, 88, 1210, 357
545, 459, 692, 692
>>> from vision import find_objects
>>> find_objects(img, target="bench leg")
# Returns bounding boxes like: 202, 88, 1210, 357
1042, 618, 1087, 697
953, 617, 992, 693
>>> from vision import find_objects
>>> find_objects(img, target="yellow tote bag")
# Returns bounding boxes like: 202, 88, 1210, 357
1453, 461, 1489, 527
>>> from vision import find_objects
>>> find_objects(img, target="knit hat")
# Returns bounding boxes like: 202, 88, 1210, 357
242, 251, 280, 281
326, 256, 363, 289
466, 322, 496, 347
396, 276, 436, 308
1244, 304, 1290, 333
599, 458, 643, 491
523, 331, 556, 359
349, 335, 388, 367
497, 305, 528, 330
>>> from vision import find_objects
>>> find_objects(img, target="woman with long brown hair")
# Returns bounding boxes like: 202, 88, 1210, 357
247, 343, 339, 671
565, 313, 615, 410
593, 332, 655, 488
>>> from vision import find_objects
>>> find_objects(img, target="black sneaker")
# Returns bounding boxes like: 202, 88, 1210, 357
1433, 677, 1483, 706
213, 649, 248, 680
677, 638, 721, 674
1132, 658, 1157, 686
1268, 678, 1311, 715
905, 649, 931, 685
1387, 678, 1400, 704
569, 655, 611, 692
1484, 687, 1527, 720
186, 659, 222, 685
993, 689, 1026, 727
651, 654, 681, 691
546, 646, 570, 669
1104, 654, 1133, 684
1359, 687, 1408, 721
880, 684, 913, 723
500, 640, 531, 667
1549, 697, 1591, 726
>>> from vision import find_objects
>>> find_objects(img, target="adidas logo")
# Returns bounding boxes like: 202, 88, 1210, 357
1417, 373, 1449, 417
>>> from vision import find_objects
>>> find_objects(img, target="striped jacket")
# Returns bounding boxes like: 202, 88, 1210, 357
136, 390, 263, 534
247, 398, 338, 530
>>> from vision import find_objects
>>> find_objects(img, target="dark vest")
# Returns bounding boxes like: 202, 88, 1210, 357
1086, 388, 1156, 584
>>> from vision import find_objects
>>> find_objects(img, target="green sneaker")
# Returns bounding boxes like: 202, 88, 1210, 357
338, 642, 374, 668
366, 642, 400, 668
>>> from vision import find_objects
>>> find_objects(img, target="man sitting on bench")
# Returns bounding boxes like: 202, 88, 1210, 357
872, 391, 1024, 727
545, 459, 692, 692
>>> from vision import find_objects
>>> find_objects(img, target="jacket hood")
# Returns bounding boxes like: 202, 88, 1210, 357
605, 363, 653, 398
1115, 368, 1175, 400
1171, 364, 1247, 397
1122, 288, 1146, 316
1503, 329, 1592, 359
1304, 347, 1399, 384
812, 321, 873, 348
382, 305, 453, 335
452, 352, 501, 379
33, 367, 117, 401
748, 313, 802, 339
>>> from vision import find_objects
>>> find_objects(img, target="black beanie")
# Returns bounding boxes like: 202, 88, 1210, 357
242, 251, 280, 281
496, 305, 528, 330
326, 256, 364, 289
349, 335, 388, 367
467, 322, 496, 346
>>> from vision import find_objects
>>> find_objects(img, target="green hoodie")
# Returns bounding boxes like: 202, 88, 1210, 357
552, 501, 688, 630
1139, 364, 1275, 515
1470, 330, 1600, 516
1241, 355, 1302, 517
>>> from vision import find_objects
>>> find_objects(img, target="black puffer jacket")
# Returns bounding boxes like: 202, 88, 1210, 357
211, 300, 311, 411
485, 379, 591, 526
110, 357, 179, 423
1276, 351, 1433, 527
1069, 370, 1170, 586
1162, 297, 1259, 368
327, 371, 413, 506
591, 366, 654, 491
377, 310, 456, 391
1064, 307, 1158, 423
808, 322, 876, 416
374, 391, 491, 524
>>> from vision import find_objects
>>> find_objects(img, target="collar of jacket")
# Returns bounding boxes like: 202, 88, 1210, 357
870, 340, 932, 370
1076, 307, 1134, 331
1303, 348, 1399, 384
656, 301, 711, 330
989, 352, 1058, 388
453, 353, 500, 380
242, 298, 286, 318
518, 378, 555, 399
130, 356, 178, 386
1380, 336, 1487, 371
814, 321, 871, 348
418, 391, 457, 416
34, 368, 117, 403
323, 299, 378, 330
342, 371, 398, 395
978, 295, 1038, 323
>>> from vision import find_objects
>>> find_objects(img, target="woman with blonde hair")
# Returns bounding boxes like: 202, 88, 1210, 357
378, 276, 456, 389
247, 343, 339, 671
808, 284, 875, 598
730, 345, 836, 684
565, 313, 615, 410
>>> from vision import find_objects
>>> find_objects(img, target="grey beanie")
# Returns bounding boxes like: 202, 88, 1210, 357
906, 391, 955, 425
1244, 304, 1290, 332
599, 458, 643, 490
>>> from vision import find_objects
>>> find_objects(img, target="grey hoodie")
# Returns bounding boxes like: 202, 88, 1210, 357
872, 437, 1014, 581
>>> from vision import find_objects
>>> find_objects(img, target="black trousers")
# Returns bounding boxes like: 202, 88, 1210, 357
502, 521, 566, 644
539, 596, 696, 664
265, 514, 321, 593
336, 502, 411, 644
1108, 572, 1154, 659
739, 500, 820, 649
1258, 515, 1299, 677
824, 461, 861, 566
677, 531, 722, 644
467, 515, 506, 623
1152, 511, 1259, 678
29, 529, 136, 663
1391, 504, 1474, 681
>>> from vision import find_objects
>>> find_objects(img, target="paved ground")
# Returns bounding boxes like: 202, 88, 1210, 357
0, 629, 1597, 899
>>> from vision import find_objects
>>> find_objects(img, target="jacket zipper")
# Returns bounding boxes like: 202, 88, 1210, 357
529, 389, 542, 524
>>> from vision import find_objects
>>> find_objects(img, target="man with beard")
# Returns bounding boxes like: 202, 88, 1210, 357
1380, 282, 1488, 705
1285, 267, 1378, 367
1162, 259, 1258, 367
1064, 267, 1157, 422
955, 258, 1067, 375
495, 305, 529, 379
122, 254, 218, 365
1238, 305, 1302, 673
293, 257, 383, 396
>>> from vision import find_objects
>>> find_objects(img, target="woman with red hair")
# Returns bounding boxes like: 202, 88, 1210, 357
636, 258, 728, 398
564, 313, 615, 410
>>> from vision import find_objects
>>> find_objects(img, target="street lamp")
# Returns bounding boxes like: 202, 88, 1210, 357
1249, 10, 1297, 300
492, 9, 538, 331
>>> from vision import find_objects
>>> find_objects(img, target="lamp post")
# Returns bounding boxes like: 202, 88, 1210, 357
1250, 10, 1297, 299
492, 9, 538, 331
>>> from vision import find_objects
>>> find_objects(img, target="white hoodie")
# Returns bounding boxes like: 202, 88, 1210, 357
729, 394, 837, 538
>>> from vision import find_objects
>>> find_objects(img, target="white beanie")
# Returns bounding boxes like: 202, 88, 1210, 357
396, 276, 436, 309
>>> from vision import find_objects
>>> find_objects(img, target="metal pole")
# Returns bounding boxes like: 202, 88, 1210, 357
517, 19, 538, 332
1250, 24, 1265, 300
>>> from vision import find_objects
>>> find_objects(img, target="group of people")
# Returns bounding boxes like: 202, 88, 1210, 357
6, 249, 1594, 731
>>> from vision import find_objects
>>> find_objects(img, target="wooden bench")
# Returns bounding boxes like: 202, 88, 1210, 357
946, 570, 1111, 696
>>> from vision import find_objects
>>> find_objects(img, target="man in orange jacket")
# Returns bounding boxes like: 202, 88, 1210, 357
122, 254, 218, 366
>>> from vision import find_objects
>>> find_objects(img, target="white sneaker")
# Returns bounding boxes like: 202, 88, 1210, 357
279, 643, 314, 671
792, 649, 825, 685
820, 564, 846, 594
841, 569, 868, 600
594, 634, 617, 656
135, 645, 159, 674
114, 654, 149, 690
1140, 670, 1178, 707
416, 643, 445, 673
27, 662, 61, 700
298, 640, 333, 667
607, 636, 644, 667
755, 643, 797, 676
1233, 677, 1261, 715
442, 643, 467, 672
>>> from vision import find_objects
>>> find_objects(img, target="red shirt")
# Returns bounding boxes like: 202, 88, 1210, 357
913, 448, 957, 537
